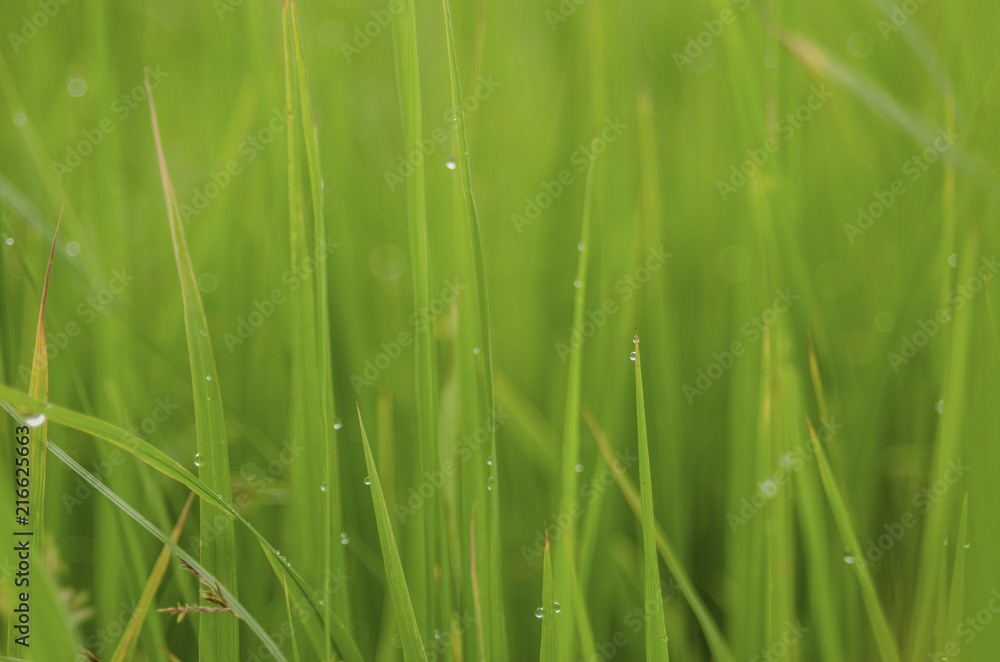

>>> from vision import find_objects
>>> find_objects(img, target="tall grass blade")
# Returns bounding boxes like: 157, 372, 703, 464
392, 0, 435, 638
806, 416, 900, 662
540, 529, 560, 662
632, 333, 669, 661
584, 408, 734, 662
357, 404, 428, 662
283, 1, 350, 651
144, 69, 239, 662
440, 2, 504, 656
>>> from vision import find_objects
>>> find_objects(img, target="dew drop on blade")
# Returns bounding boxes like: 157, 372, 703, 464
553, 602, 561, 613
363, 476, 371, 486
24, 413, 46, 428
535, 607, 544, 619
194, 453, 201, 467
629, 351, 636, 362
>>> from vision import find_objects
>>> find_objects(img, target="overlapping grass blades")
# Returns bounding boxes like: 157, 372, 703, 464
440, 1, 504, 657
47, 442, 287, 661
357, 404, 428, 662
109, 493, 194, 662
144, 69, 239, 662
0, 384, 364, 662
632, 334, 670, 661
3, 209, 79, 662
282, 1, 350, 652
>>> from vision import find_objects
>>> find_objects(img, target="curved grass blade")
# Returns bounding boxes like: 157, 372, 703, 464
540, 528, 559, 662
0, 386, 364, 662
109, 493, 195, 662
806, 416, 901, 662
357, 404, 428, 662
632, 333, 669, 661
440, 2, 504, 656
584, 408, 734, 662
144, 69, 238, 662
47, 442, 286, 662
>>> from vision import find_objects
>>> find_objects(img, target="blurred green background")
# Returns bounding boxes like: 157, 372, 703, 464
1, 0, 999, 660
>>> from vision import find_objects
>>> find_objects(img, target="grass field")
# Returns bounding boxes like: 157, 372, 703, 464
1, 0, 999, 660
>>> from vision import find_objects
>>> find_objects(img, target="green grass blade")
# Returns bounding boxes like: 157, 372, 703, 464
393, 0, 434, 639
5, 212, 79, 662
550, 133, 598, 660
110, 493, 195, 662
46, 442, 284, 662
357, 404, 428, 662
806, 417, 901, 662
440, 2, 503, 656
24, 206, 60, 546
632, 333, 669, 661
585, 408, 734, 662
281, 573, 302, 662
946, 491, 969, 643
144, 69, 238, 662
540, 529, 559, 662
283, 1, 350, 650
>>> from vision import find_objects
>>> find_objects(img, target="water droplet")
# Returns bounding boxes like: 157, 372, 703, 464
24, 413, 46, 428
844, 554, 855, 564
4, 237, 13, 246
11, 112, 26, 128
573, 280, 581, 288
333, 418, 343, 430
364, 476, 371, 486
341, 532, 350, 545
949, 254, 958, 267
629, 351, 636, 361
944, 538, 949, 546
553, 602, 561, 613
575, 464, 583, 473
198, 273, 218, 293
486, 456, 492, 466
194, 453, 201, 467
535, 607, 544, 619
936, 400, 944, 414
65, 241, 80, 256
445, 156, 457, 170
577, 243, 584, 251
320, 482, 327, 492
473, 347, 480, 355
67, 77, 87, 97
434, 629, 441, 640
